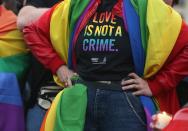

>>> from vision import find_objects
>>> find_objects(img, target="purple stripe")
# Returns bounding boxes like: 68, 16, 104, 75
73, 0, 95, 38
144, 108, 152, 131
68, 0, 95, 69
0, 103, 25, 131
71, 0, 95, 69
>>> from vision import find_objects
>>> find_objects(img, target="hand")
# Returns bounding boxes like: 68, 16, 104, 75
150, 114, 161, 131
56, 65, 76, 87
150, 112, 172, 130
121, 73, 152, 96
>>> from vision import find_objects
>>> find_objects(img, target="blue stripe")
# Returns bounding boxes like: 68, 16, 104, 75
0, 73, 22, 106
123, 0, 145, 76
123, 0, 157, 121
140, 96, 156, 115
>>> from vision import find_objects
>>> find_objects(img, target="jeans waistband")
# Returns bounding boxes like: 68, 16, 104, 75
75, 78, 123, 91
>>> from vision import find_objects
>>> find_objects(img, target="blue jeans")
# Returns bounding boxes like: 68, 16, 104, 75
83, 81, 147, 131
26, 104, 46, 131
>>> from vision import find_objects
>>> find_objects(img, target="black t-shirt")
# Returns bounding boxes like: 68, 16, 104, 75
75, 0, 135, 81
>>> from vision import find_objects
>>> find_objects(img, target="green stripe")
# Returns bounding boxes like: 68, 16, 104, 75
0, 53, 31, 81
69, 0, 90, 35
54, 84, 87, 131
131, 0, 148, 52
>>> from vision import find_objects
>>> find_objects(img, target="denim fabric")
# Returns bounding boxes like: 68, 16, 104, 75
83, 82, 147, 131
26, 104, 46, 131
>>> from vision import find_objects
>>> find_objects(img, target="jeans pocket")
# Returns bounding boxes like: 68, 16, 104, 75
123, 92, 146, 126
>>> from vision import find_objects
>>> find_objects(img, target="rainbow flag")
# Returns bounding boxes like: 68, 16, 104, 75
41, 83, 87, 131
0, 6, 30, 131
124, 0, 181, 130
40, 0, 182, 131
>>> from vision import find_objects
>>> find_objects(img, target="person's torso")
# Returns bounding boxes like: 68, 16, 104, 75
75, 0, 134, 81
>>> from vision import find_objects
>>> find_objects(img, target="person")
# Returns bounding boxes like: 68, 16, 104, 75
23, 0, 188, 130
0, 0, 30, 130
17, 0, 60, 131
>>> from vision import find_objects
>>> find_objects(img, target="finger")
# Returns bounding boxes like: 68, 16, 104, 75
73, 72, 78, 76
121, 79, 138, 85
152, 115, 157, 120
122, 84, 138, 90
150, 123, 154, 128
64, 81, 68, 87
132, 90, 143, 96
62, 76, 68, 82
149, 123, 159, 130
67, 78, 72, 87
68, 71, 76, 79
128, 73, 140, 79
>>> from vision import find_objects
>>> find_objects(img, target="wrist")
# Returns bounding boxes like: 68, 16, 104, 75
48, 56, 66, 74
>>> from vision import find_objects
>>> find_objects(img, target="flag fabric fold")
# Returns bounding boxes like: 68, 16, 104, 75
0, 5, 30, 131
41, 84, 87, 131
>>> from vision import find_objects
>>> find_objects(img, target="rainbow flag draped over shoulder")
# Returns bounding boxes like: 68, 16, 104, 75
124, 0, 181, 130
0, 6, 30, 131
41, 0, 182, 131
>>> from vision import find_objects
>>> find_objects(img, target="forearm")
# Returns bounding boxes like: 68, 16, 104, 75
24, 24, 65, 73
23, 8, 65, 74
17, 6, 48, 30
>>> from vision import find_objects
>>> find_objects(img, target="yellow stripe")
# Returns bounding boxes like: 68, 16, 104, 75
153, 98, 160, 111
50, 0, 71, 63
45, 90, 64, 131
50, 0, 71, 87
144, 0, 182, 78
0, 30, 28, 57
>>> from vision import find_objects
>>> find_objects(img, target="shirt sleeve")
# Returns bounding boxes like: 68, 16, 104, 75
148, 21, 188, 96
23, 7, 66, 74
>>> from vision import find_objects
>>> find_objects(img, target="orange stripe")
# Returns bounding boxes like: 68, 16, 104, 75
40, 110, 49, 131
0, 6, 17, 36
